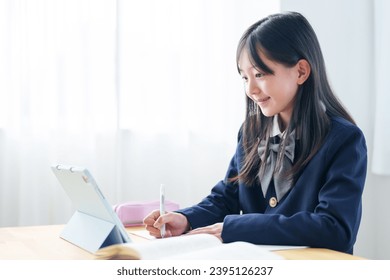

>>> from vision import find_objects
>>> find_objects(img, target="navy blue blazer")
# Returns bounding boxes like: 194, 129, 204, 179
178, 117, 367, 254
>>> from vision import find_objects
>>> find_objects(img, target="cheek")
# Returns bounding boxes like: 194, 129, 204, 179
283, 84, 299, 99
281, 73, 299, 95
274, 79, 298, 100
245, 92, 256, 104
244, 84, 249, 96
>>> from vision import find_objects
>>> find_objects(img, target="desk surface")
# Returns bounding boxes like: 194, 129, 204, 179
0, 225, 364, 260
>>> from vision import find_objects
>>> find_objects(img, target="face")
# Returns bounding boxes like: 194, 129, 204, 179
238, 49, 302, 128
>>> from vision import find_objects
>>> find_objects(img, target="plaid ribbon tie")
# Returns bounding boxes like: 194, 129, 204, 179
258, 131, 295, 201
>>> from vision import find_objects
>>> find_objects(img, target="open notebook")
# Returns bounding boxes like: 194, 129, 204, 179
95, 233, 284, 260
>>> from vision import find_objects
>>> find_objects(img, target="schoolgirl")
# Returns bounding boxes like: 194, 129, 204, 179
144, 12, 367, 254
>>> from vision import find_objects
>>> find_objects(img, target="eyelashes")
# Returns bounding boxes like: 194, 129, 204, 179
241, 72, 266, 82
255, 73, 265, 78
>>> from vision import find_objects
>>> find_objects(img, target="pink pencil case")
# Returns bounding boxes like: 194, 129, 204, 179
113, 200, 180, 226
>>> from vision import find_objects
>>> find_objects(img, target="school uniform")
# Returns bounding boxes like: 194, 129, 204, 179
177, 116, 367, 254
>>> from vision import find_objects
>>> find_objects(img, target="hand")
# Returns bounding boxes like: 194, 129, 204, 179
186, 222, 223, 241
143, 210, 190, 238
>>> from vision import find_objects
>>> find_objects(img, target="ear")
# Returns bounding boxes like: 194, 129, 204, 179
296, 59, 311, 85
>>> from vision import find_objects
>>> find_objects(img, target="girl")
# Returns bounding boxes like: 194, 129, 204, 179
143, 11, 367, 254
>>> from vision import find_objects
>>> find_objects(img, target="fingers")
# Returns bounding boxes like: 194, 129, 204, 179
143, 210, 172, 238
143, 209, 161, 226
143, 211, 190, 238
143, 209, 163, 238
186, 223, 223, 241
153, 212, 170, 229
144, 224, 160, 237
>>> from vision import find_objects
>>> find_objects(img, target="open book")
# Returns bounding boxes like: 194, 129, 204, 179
95, 233, 284, 260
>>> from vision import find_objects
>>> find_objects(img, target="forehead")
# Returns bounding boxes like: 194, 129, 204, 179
238, 48, 275, 72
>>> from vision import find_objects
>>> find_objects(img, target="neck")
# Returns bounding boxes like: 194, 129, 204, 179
278, 112, 291, 132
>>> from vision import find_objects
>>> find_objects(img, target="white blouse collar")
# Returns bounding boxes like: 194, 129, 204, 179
271, 115, 283, 137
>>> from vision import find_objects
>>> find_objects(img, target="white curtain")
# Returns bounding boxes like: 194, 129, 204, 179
0, 0, 119, 226
0, 0, 279, 227
372, 0, 390, 176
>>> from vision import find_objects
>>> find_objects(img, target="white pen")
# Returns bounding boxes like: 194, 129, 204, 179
159, 184, 166, 238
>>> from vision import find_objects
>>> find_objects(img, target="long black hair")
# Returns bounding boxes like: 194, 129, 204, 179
234, 12, 355, 185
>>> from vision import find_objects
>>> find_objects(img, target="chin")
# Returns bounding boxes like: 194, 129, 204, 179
259, 110, 276, 118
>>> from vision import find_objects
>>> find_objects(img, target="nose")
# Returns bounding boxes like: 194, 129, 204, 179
246, 78, 260, 98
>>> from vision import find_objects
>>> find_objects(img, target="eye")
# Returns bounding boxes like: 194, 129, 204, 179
241, 76, 248, 82
255, 73, 265, 78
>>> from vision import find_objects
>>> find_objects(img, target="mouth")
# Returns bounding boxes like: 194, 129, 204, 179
256, 97, 270, 103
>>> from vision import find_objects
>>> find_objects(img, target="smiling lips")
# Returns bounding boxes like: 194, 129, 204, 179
255, 96, 270, 104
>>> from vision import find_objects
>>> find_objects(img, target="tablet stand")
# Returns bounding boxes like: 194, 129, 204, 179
60, 210, 124, 253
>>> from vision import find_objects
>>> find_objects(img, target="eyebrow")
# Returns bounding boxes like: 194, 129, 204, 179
238, 65, 260, 74
238, 65, 255, 72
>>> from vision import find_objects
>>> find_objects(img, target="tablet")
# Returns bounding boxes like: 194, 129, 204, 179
52, 165, 131, 253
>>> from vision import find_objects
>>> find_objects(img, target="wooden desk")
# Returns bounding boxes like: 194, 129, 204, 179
0, 225, 364, 260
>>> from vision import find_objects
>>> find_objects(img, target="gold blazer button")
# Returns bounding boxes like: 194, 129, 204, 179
269, 197, 278, 208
